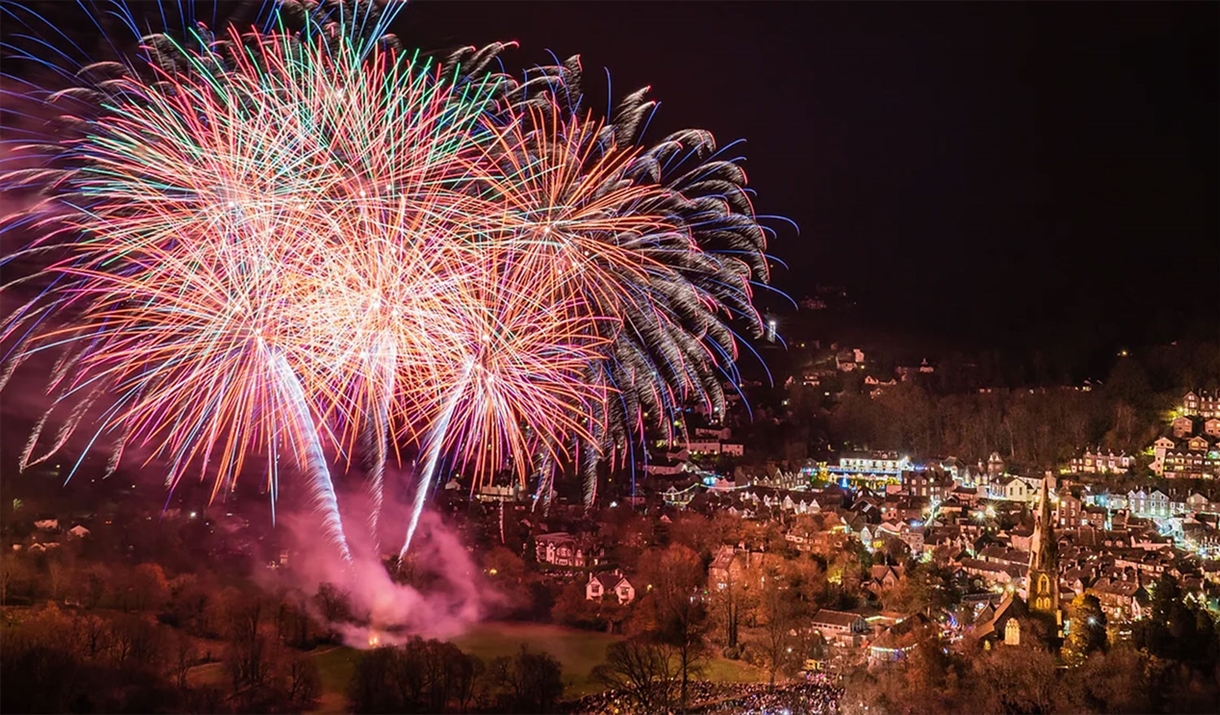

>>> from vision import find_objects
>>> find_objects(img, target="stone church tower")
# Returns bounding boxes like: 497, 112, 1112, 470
1028, 472, 1061, 630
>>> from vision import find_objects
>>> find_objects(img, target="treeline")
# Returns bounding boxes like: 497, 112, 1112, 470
348, 639, 563, 714
808, 343, 1220, 468
1, 601, 320, 713
0, 547, 352, 712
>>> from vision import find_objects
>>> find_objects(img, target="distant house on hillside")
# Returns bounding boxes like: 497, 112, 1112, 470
587, 571, 636, 604
810, 609, 869, 646
534, 532, 600, 568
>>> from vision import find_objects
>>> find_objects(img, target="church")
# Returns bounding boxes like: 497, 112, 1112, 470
973, 473, 1065, 649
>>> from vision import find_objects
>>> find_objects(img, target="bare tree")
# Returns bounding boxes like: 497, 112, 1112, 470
592, 637, 677, 712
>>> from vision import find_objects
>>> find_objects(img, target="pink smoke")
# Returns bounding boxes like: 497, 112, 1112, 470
270, 486, 502, 648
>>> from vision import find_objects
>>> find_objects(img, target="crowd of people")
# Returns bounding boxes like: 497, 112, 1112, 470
694, 678, 843, 715
566, 676, 842, 715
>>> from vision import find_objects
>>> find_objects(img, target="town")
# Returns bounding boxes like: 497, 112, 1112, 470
4, 326, 1218, 714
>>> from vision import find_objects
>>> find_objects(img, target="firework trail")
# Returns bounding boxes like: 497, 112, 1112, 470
400, 359, 470, 560
366, 334, 395, 544
272, 350, 351, 562
0, 0, 777, 562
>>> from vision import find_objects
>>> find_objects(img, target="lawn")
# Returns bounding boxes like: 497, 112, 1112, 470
187, 620, 766, 713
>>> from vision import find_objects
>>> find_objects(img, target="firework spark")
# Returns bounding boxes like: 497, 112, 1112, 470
1, 0, 774, 561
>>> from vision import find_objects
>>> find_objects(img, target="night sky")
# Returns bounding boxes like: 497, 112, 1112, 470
387, 1, 1218, 355
8, 0, 1219, 357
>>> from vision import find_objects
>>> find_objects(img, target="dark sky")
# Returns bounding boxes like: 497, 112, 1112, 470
387, 1, 1218, 354
8, 0, 1219, 356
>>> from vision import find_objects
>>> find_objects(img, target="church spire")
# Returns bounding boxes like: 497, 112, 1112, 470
1029, 472, 1060, 620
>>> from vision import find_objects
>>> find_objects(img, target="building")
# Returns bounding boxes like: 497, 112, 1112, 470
868, 564, 905, 594
477, 484, 525, 503
1055, 490, 1083, 528
587, 571, 636, 604
1183, 390, 1219, 419
832, 453, 911, 482
534, 532, 599, 568
973, 595, 1033, 648
1160, 448, 1219, 479
1027, 475, 1061, 630
990, 476, 1034, 503
1127, 489, 1171, 518
809, 609, 869, 645
1068, 449, 1133, 475
1152, 437, 1177, 461
695, 426, 733, 441
901, 469, 953, 501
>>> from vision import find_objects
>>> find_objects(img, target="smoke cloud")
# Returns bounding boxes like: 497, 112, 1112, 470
270, 486, 501, 648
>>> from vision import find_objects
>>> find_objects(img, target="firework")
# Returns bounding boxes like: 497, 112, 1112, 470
1, 0, 774, 560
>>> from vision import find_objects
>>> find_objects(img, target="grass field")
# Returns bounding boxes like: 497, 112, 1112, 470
190, 620, 766, 713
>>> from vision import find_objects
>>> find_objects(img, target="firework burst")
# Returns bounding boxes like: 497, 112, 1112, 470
1, 0, 776, 559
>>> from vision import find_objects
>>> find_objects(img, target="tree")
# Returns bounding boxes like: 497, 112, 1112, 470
1133, 575, 1219, 666
1057, 647, 1152, 714
490, 646, 564, 714
592, 637, 677, 712
1063, 593, 1107, 663
223, 597, 271, 694
631, 544, 708, 709
128, 562, 170, 612
483, 546, 527, 582
283, 651, 321, 710
312, 582, 352, 640
755, 564, 799, 686
170, 630, 196, 689
0, 553, 31, 605
970, 644, 1058, 715
350, 639, 483, 714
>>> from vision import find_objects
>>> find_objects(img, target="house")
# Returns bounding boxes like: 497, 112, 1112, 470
587, 571, 636, 604
33, 519, 60, 531
1152, 437, 1177, 461
992, 477, 1033, 503
1088, 576, 1148, 622
477, 484, 524, 503
67, 525, 90, 539
1182, 390, 1219, 419
1187, 491, 1220, 515
709, 545, 738, 589
837, 453, 911, 479
1172, 416, 1196, 439
1161, 448, 1219, 479
684, 439, 723, 455
1069, 449, 1133, 475
1187, 435, 1212, 452
1205, 418, 1220, 438
695, 426, 733, 441
869, 614, 934, 666
950, 486, 980, 505
643, 459, 689, 477
534, 532, 598, 568
901, 469, 954, 501
1127, 489, 1170, 518
809, 609, 869, 645
836, 348, 865, 372
1056, 491, 1083, 528
869, 564, 905, 594
1082, 505, 1108, 529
